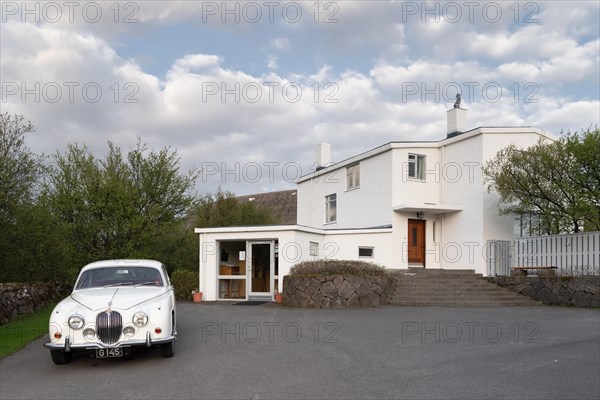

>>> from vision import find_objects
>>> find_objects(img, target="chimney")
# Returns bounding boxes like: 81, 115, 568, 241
447, 107, 467, 138
316, 143, 331, 169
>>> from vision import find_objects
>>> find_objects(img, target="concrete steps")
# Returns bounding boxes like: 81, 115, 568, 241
387, 268, 538, 307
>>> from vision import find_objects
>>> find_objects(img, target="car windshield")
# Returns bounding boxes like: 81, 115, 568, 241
75, 266, 164, 289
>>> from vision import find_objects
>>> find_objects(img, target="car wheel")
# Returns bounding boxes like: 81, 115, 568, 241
161, 340, 175, 357
50, 350, 72, 365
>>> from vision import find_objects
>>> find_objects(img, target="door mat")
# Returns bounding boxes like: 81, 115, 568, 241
233, 301, 269, 306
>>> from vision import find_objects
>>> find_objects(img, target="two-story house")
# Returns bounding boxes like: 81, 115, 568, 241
195, 107, 551, 301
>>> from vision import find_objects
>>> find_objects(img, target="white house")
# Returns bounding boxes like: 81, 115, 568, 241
195, 108, 552, 301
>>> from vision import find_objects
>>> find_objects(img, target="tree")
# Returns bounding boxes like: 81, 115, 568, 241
0, 113, 40, 223
42, 140, 198, 270
482, 128, 600, 234
194, 188, 278, 228
0, 113, 72, 282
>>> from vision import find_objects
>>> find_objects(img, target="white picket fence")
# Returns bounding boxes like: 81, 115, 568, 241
486, 240, 512, 277
487, 231, 600, 276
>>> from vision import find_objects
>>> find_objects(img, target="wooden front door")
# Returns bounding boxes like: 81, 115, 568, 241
407, 219, 426, 264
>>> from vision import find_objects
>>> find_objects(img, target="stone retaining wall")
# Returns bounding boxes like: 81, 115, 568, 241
283, 275, 390, 308
0, 282, 72, 325
488, 276, 600, 307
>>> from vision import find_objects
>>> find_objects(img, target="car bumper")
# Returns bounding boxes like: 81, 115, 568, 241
44, 332, 176, 352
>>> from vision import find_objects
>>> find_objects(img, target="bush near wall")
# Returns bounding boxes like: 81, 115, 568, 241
171, 269, 199, 301
289, 259, 389, 277
284, 260, 390, 308
0, 282, 72, 325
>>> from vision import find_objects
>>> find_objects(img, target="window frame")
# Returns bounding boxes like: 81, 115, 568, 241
358, 247, 374, 258
325, 193, 337, 224
408, 153, 426, 181
309, 241, 319, 257
346, 163, 360, 190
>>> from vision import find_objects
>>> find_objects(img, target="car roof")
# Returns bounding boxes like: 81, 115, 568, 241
79, 259, 165, 273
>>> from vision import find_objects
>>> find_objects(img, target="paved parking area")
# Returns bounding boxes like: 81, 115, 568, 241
1, 303, 599, 399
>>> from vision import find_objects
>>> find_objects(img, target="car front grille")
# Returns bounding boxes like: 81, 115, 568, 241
96, 310, 123, 344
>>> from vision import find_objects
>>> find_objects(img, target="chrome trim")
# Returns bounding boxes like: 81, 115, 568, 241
146, 331, 151, 347
97, 310, 123, 344
65, 336, 71, 352
44, 335, 176, 350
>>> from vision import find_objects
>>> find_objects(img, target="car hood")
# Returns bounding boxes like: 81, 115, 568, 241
70, 287, 166, 311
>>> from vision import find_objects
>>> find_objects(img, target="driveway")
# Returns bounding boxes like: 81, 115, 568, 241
1, 303, 599, 399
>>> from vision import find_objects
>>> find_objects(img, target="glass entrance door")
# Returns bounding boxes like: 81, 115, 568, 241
248, 242, 273, 296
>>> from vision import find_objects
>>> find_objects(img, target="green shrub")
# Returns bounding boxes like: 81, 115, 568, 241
171, 269, 199, 301
289, 259, 388, 277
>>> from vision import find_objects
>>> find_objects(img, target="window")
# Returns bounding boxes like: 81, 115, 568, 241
325, 194, 337, 223
346, 163, 360, 190
358, 247, 374, 258
309, 241, 319, 257
408, 154, 426, 180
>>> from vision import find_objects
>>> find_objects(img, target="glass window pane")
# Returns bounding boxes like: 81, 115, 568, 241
218, 279, 246, 299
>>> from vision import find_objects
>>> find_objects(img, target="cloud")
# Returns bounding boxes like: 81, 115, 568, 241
174, 54, 222, 71
1, 2, 598, 196
271, 37, 290, 50
267, 55, 279, 70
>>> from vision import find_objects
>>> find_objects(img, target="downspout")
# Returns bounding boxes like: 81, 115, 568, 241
198, 232, 203, 294
440, 144, 445, 268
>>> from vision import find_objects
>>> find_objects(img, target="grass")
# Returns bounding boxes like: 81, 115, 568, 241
0, 303, 56, 359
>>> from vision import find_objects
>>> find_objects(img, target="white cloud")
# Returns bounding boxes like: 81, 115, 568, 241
271, 37, 290, 50
174, 54, 222, 71
1, 1, 598, 195
267, 55, 279, 70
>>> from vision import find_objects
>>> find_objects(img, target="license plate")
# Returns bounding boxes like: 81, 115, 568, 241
95, 348, 123, 358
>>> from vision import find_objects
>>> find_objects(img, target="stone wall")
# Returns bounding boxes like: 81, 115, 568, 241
283, 275, 390, 308
488, 276, 600, 307
0, 282, 72, 325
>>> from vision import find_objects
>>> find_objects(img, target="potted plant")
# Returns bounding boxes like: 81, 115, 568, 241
274, 291, 283, 304
192, 289, 203, 303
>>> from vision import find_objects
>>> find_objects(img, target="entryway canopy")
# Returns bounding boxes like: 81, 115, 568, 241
393, 204, 463, 214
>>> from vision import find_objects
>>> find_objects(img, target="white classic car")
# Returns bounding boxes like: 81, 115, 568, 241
45, 259, 176, 364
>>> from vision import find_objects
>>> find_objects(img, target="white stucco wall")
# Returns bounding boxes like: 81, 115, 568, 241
391, 146, 442, 206
297, 150, 393, 229
196, 226, 393, 301
197, 125, 553, 289
439, 133, 485, 271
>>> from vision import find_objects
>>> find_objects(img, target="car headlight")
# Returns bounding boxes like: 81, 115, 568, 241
83, 327, 96, 339
133, 312, 148, 327
123, 326, 136, 336
68, 315, 85, 330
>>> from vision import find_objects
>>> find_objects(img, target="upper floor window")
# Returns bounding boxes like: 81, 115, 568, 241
408, 154, 426, 180
346, 163, 360, 190
325, 193, 337, 223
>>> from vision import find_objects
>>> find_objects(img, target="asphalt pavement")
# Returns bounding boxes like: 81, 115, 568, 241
1, 303, 599, 399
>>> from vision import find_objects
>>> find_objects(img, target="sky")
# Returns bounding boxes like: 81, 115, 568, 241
1, 0, 599, 196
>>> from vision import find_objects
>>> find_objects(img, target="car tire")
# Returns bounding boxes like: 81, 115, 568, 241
160, 340, 175, 357
50, 350, 72, 365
